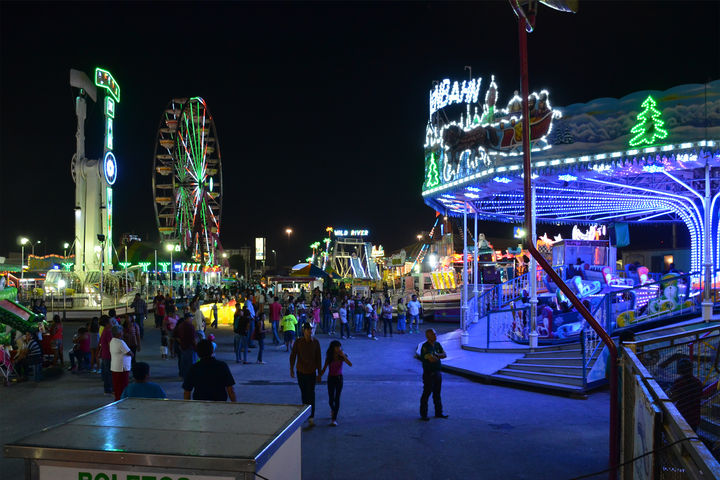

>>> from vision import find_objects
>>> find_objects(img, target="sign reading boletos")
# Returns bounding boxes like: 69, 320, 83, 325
39, 465, 233, 480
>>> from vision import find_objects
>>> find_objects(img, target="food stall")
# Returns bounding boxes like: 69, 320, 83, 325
5, 398, 310, 480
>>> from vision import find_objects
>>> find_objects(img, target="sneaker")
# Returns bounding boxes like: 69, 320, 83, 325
372, 337, 378, 340
331, 420, 338, 426
257, 361, 266, 364
435, 414, 449, 419
420, 416, 430, 422
367, 334, 372, 338
243, 361, 251, 364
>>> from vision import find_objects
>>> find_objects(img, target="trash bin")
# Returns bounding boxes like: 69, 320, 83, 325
4, 398, 310, 480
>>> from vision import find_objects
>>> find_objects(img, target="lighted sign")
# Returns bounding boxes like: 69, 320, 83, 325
105, 118, 114, 150
334, 229, 369, 237
371, 245, 385, 258
105, 97, 115, 118
103, 152, 117, 185
255, 237, 266, 261
429, 77, 482, 115
94, 67, 120, 102
106, 187, 113, 266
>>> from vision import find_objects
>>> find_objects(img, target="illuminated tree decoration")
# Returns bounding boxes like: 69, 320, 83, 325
426, 152, 440, 188
629, 96, 668, 147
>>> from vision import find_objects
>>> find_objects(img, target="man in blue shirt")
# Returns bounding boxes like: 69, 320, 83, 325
419, 328, 448, 421
121, 362, 167, 399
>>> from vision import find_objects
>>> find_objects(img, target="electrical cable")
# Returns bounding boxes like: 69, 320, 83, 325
567, 436, 701, 480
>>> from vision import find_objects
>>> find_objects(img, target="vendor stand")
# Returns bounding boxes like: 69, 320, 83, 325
5, 398, 310, 480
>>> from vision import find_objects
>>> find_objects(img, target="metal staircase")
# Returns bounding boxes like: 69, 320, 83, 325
489, 342, 603, 394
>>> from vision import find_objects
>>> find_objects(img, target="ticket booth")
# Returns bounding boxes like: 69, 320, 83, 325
4, 399, 310, 480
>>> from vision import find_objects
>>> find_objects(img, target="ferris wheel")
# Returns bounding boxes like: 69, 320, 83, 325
152, 97, 223, 264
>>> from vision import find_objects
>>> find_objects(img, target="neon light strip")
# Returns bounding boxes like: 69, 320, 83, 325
421, 141, 714, 196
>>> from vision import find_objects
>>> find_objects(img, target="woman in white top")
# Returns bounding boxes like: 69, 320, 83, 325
110, 326, 133, 400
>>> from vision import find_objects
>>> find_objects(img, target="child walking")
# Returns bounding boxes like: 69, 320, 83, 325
320, 340, 352, 426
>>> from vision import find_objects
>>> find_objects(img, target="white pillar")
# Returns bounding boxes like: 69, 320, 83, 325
703, 163, 713, 321
461, 203, 470, 345
473, 211, 479, 324
529, 184, 539, 348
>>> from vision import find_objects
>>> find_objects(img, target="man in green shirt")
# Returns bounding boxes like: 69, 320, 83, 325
281, 309, 298, 352
419, 328, 448, 421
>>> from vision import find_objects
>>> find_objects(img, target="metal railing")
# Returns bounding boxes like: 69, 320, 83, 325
581, 272, 701, 379
620, 342, 720, 477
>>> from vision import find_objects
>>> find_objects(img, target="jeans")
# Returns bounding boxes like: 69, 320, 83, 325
420, 370, 443, 418
179, 348, 195, 378
382, 318, 393, 336
322, 313, 332, 333
236, 334, 249, 362
101, 358, 112, 393
248, 319, 256, 347
297, 372, 317, 418
398, 314, 406, 332
409, 314, 420, 332
328, 315, 336, 334
355, 313, 363, 332
340, 322, 350, 338
135, 314, 145, 338
256, 337, 264, 362
327, 375, 343, 420
271, 321, 281, 344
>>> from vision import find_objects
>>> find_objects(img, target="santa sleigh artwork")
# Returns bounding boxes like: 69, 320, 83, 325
441, 80, 556, 163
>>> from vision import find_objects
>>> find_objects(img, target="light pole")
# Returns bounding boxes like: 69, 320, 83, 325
20, 237, 28, 285
166, 243, 174, 298
58, 279, 66, 321
63, 242, 70, 258
285, 228, 293, 269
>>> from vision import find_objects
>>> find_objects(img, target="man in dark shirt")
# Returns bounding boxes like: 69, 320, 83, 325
419, 328, 448, 421
183, 340, 236, 402
321, 295, 332, 334
174, 314, 197, 379
290, 322, 322, 426
669, 358, 703, 429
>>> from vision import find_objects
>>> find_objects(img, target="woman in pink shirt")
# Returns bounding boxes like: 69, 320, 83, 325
320, 340, 352, 426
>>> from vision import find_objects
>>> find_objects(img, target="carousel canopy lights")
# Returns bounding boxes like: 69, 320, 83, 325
642, 165, 665, 173
466, 186, 482, 192
558, 174, 577, 182
493, 176, 512, 184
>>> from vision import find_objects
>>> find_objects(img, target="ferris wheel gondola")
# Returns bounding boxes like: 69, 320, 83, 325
152, 97, 223, 264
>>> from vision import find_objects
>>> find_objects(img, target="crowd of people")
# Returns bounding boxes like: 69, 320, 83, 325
6, 283, 451, 427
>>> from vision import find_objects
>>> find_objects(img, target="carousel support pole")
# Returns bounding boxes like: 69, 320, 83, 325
529, 184, 538, 349
473, 210, 479, 324
703, 163, 713, 322
461, 203, 470, 345
515, 11, 618, 478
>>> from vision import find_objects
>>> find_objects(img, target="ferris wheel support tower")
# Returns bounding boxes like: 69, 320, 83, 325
70, 68, 120, 274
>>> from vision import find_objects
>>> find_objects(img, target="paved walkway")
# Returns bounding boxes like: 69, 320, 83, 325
1, 320, 610, 479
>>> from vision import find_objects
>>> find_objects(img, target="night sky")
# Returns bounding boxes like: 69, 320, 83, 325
1, 1, 718, 264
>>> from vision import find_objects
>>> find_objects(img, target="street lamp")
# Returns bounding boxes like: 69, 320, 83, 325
285, 228, 293, 241
165, 243, 174, 298
63, 242, 70, 258
416, 234, 423, 241
20, 237, 29, 284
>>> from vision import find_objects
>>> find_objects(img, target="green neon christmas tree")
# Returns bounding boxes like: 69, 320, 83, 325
426, 152, 440, 188
629, 95, 668, 147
